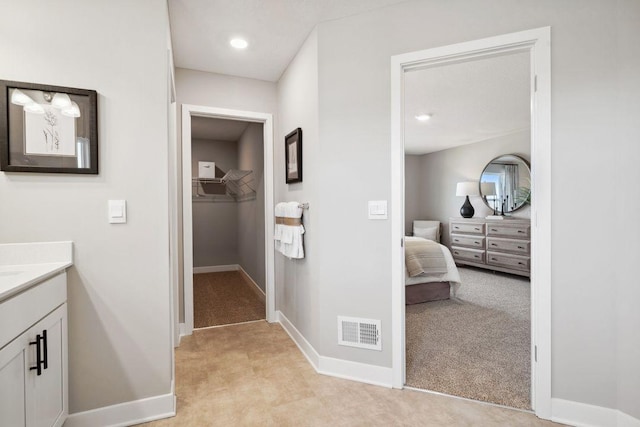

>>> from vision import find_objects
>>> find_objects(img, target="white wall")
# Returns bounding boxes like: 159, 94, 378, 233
406, 131, 531, 247
237, 123, 266, 290
301, 0, 640, 416
191, 139, 239, 267
404, 155, 422, 232
175, 69, 277, 321
0, 0, 172, 413
276, 28, 321, 349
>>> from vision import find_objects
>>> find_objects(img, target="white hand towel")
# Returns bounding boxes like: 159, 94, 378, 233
274, 201, 305, 259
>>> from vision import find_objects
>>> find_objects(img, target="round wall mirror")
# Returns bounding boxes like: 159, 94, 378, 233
479, 154, 531, 213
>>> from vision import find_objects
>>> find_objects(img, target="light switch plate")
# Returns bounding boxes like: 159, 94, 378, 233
109, 200, 127, 224
368, 200, 388, 220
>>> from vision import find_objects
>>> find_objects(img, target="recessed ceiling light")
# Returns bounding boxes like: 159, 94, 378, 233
230, 38, 248, 49
415, 114, 432, 121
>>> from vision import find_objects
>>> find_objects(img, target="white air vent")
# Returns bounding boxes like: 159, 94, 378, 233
337, 316, 381, 351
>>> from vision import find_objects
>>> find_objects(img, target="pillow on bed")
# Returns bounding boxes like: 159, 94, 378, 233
414, 226, 439, 242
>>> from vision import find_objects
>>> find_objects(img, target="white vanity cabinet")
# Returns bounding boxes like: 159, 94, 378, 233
0, 272, 68, 427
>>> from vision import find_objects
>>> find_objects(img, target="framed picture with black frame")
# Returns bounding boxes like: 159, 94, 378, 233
0, 79, 98, 174
285, 127, 302, 184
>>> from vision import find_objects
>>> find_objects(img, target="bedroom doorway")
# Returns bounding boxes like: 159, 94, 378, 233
181, 105, 276, 336
390, 28, 552, 418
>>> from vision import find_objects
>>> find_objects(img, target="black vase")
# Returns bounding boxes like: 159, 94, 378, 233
460, 195, 474, 218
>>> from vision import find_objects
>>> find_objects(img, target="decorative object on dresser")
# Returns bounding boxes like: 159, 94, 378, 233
456, 181, 479, 218
449, 217, 530, 277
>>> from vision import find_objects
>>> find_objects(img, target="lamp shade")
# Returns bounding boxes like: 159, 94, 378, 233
456, 181, 479, 197
480, 182, 496, 196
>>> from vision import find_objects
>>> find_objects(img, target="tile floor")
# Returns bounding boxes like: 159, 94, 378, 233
143, 321, 562, 426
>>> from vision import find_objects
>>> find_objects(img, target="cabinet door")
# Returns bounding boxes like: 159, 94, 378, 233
0, 332, 31, 427
29, 304, 67, 427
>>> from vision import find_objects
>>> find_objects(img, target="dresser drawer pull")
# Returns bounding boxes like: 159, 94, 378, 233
454, 251, 459, 255
491, 258, 497, 261
474, 255, 479, 259
454, 239, 459, 242
518, 230, 525, 234
491, 228, 497, 231
474, 241, 480, 244
518, 246, 524, 249
518, 262, 525, 265
454, 226, 460, 229
491, 243, 497, 246
474, 227, 480, 231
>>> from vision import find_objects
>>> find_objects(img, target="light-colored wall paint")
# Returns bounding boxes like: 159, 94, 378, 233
404, 155, 422, 233
276, 28, 320, 350
0, 0, 172, 413
406, 131, 530, 247
175, 69, 277, 321
191, 139, 239, 267
615, 0, 640, 420
306, 0, 639, 414
237, 123, 266, 291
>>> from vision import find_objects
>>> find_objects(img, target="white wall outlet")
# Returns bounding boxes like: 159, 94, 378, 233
368, 200, 387, 220
108, 200, 127, 224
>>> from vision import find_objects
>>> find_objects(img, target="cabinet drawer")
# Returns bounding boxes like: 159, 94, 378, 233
451, 247, 485, 263
450, 222, 485, 235
486, 223, 530, 238
487, 251, 530, 271
487, 237, 530, 254
451, 234, 485, 249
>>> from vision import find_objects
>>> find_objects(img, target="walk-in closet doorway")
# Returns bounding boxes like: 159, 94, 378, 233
181, 105, 275, 336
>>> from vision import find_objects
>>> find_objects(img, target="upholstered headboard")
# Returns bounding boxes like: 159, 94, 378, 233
413, 220, 441, 243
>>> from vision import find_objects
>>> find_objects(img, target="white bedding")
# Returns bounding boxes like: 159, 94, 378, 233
404, 236, 461, 296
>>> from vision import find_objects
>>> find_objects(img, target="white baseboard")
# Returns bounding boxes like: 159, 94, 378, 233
65, 392, 175, 427
193, 264, 239, 274
276, 310, 393, 388
552, 398, 640, 427
238, 266, 266, 302
177, 322, 188, 342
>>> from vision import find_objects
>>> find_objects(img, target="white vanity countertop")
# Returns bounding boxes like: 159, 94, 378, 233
0, 241, 73, 303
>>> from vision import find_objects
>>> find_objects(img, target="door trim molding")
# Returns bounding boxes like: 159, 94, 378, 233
390, 27, 552, 418
181, 104, 276, 335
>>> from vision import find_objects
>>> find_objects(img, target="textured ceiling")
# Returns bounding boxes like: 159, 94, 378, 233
404, 51, 531, 155
168, 0, 408, 82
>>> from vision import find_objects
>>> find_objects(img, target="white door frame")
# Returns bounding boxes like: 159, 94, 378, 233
181, 104, 276, 335
390, 27, 552, 418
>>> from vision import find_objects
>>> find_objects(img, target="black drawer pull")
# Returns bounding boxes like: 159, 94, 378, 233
474, 241, 479, 244
491, 243, 497, 246
454, 239, 459, 242
491, 228, 497, 231
518, 246, 524, 249
491, 258, 497, 261
518, 230, 525, 233
29, 334, 43, 376
518, 262, 524, 265
42, 330, 48, 370
454, 251, 459, 255
454, 226, 460, 229
474, 255, 479, 258
474, 227, 480, 231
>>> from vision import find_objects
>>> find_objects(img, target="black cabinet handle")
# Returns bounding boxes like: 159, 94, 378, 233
518, 262, 524, 265
454, 239, 459, 242
29, 334, 43, 376
454, 251, 459, 255
42, 330, 48, 370
491, 258, 497, 261
491, 243, 497, 246
518, 246, 524, 249
474, 255, 479, 258
518, 230, 525, 233
454, 226, 460, 229
474, 241, 479, 244
474, 228, 480, 231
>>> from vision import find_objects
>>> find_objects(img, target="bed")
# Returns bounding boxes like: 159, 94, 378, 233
405, 220, 461, 304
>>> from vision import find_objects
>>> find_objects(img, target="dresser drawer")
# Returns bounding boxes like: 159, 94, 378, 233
486, 223, 530, 238
487, 237, 530, 255
451, 234, 485, 249
450, 222, 485, 235
487, 251, 530, 271
451, 247, 485, 263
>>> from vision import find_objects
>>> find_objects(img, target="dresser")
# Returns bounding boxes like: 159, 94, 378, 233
449, 217, 530, 277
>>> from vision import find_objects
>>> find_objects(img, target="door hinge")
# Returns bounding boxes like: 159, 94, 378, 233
534, 345, 538, 362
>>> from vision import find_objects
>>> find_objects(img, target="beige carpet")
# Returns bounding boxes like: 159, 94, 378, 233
193, 271, 265, 328
406, 267, 531, 410
142, 321, 560, 427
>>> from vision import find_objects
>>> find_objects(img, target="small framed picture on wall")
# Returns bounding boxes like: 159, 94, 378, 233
0, 79, 98, 174
285, 127, 302, 184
